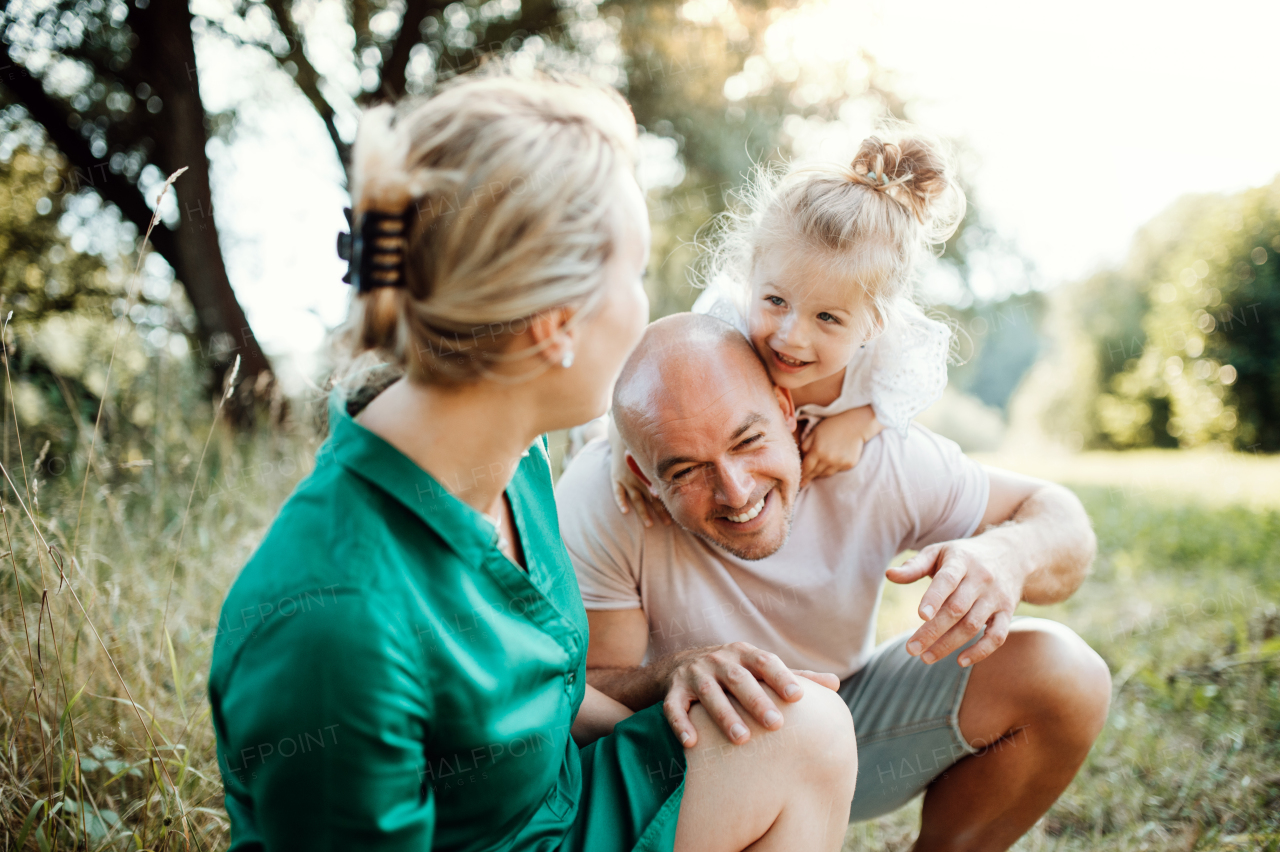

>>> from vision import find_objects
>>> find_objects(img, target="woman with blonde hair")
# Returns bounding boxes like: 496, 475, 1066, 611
209, 73, 856, 852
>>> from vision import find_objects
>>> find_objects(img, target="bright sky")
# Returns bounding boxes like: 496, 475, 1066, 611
199, 0, 1280, 385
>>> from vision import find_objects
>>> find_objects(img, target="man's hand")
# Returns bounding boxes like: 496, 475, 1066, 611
661, 642, 840, 748
886, 537, 1026, 669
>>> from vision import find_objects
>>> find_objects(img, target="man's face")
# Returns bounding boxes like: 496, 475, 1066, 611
628, 364, 801, 560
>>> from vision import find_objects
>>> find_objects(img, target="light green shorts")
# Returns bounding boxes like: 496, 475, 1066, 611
840, 628, 982, 821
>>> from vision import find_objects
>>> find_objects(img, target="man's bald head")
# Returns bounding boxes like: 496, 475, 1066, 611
610, 312, 801, 560
612, 313, 773, 454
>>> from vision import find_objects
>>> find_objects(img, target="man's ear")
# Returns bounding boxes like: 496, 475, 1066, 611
773, 384, 798, 433
625, 452, 653, 488
527, 307, 575, 366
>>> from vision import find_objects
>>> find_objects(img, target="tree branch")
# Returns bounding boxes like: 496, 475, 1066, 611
262, 0, 348, 163
378, 0, 435, 100
0, 42, 178, 264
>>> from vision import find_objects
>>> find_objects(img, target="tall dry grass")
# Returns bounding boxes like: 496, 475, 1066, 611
0, 170, 322, 850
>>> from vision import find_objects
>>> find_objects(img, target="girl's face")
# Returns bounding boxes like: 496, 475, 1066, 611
746, 245, 879, 391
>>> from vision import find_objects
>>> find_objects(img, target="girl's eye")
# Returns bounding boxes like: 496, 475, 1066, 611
817, 311, 840, 324
766, 295, 786, 307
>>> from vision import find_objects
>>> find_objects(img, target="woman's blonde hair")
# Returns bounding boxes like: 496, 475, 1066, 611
337, 73, 638, 384
703, 125, 966, 333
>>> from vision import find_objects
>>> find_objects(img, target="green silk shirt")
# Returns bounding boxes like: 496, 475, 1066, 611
210, 392, 595, 850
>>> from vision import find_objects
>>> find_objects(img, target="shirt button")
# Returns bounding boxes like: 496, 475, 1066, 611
565, 671, 576, 687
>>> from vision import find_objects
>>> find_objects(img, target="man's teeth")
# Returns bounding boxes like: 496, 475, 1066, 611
726, 494, 767, 524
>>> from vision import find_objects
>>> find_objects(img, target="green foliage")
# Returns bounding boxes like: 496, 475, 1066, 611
854, 475, 1280, 850
1065, 178, 1280, 451
0, 112, 203, 475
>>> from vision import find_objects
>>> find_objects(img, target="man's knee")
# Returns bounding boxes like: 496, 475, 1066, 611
1008, 619, 1111, 739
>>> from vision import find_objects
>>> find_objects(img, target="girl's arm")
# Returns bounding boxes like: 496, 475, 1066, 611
607, 412, 671, 527
571, 683, 635, 746
799, 404, 884, 488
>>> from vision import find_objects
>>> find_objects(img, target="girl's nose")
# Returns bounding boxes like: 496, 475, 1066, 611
777, 312, 808, 349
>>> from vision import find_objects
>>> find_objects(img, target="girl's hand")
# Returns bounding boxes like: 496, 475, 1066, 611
608, 413, 671, 527
799, 405, 884, 488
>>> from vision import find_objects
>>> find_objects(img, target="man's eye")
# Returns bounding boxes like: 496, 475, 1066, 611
817, 311, 840, 324
670, 467, 694, 482
736, 434, 763, 450
766, 295, 786, 307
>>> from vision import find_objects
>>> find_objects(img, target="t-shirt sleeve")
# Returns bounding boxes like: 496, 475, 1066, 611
894, 425, 990, 552
214, 589, 435, 850
554, 441, 646, 610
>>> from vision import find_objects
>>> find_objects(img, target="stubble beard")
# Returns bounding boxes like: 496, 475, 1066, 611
691, 492, 795, 561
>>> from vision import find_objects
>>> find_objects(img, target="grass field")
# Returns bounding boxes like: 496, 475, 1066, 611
2, 412, 1278, 850
851, 451, 1280, 852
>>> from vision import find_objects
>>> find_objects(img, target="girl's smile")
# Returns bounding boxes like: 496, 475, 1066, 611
747, 246, 878, 394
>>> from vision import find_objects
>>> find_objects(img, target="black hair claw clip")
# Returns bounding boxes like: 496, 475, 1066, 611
337, 206, 411, 293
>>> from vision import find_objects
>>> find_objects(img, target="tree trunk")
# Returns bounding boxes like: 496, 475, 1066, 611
128, 1, 273, 418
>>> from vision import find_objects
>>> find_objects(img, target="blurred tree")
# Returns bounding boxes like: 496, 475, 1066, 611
0, 112, 192, 472
943, 291, 1047, 411
0, 0, 277, 418
1026, 177, 1280, 451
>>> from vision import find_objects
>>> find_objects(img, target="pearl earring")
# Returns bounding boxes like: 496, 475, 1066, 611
561, 351, 575, 369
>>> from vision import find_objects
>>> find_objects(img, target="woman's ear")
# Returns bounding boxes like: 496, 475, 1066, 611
528, 307, 576, 367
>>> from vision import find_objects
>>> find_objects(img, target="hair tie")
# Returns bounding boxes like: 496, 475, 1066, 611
337, 206, 412, 293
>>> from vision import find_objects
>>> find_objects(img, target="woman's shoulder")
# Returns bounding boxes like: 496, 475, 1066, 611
214, 456, 431, 646
209, 462, 433, 695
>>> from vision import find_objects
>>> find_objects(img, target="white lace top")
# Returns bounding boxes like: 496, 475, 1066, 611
691, 283, 951, 437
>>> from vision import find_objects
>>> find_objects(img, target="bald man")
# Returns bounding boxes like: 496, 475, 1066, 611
555, 313, 1111, 851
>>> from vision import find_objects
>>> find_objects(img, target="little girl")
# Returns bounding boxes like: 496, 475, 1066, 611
610, 129, 966, 525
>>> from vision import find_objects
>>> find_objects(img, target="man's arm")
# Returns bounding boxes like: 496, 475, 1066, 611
585, 609, 664, 709
975, 467, 1097, 604
886, 467, 1097, 669
585, 610, 840, 748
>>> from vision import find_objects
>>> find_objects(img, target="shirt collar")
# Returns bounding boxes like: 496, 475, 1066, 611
324, 387, 502, 562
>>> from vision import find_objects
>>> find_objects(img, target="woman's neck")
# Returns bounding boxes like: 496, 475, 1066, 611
789, 367, 846, 409
355, 378, 542, 517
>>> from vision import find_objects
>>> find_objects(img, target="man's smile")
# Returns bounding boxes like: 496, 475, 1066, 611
714, 488, 774, 532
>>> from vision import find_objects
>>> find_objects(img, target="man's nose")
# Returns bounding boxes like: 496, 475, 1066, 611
713, 461, 755, 508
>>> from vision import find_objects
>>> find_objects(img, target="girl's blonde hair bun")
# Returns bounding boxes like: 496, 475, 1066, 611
848, 133, 966, 245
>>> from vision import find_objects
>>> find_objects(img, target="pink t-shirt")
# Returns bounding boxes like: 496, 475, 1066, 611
555, 425, 989, 679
